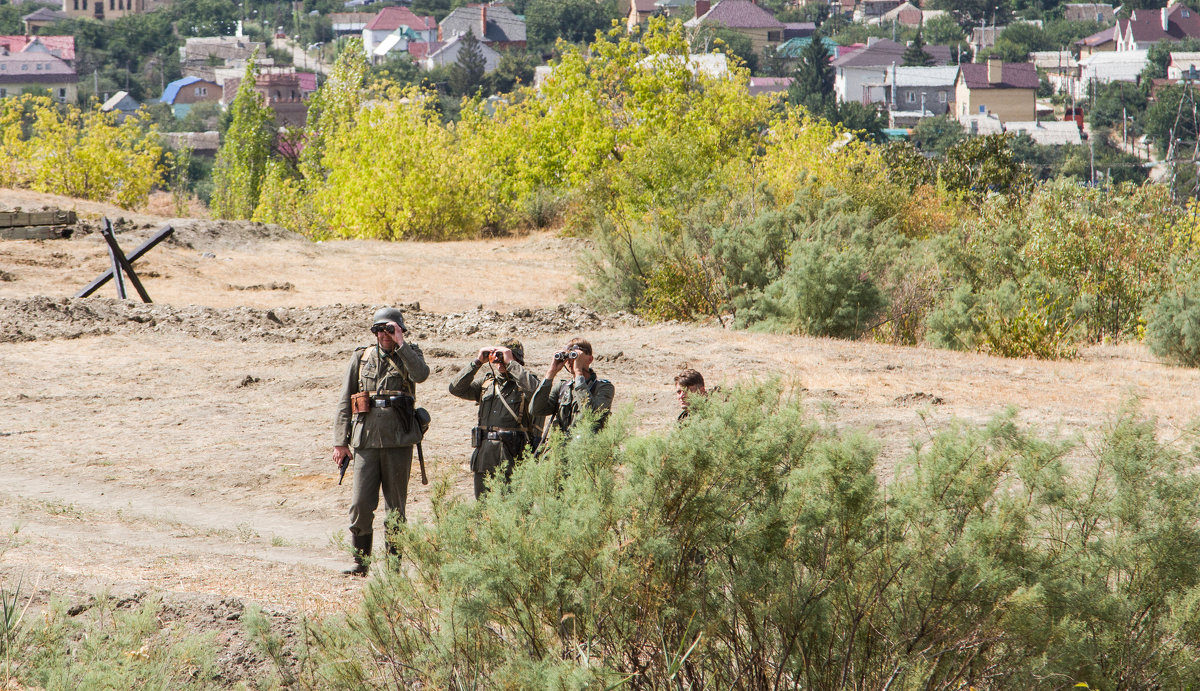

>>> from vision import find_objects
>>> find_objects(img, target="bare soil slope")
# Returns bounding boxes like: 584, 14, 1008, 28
3, 190, 1200, 683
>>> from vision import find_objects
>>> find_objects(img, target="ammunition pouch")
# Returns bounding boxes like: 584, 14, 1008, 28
351, 391, 371, 415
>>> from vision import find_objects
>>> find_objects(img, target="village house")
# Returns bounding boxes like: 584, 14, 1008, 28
100, 90, 140, 122
877, 2, 946, 28
22, 8, 67, 35
159, 75, 221, 118
1075, 26, 1116, 58
362, 6, 437, 56
0, 45, 76, 102
969, 26, 1003, 57
833, 37, 953, 105
853, 0, 902, 24
686, 0, 785, 57
1030, 50, 1078, 93
422, 33, 502, 71
330, 12, 375, 37
439, 4, 526, 50
0, 35, 73, 67
626, 0, 658, 31
62, 0, 164, 21
222, 71, 312, 127
1075, 49, 1148, 99
1116, 2, 1200, 52
1063, 3, 1115, 24
1005, 120, 1083, 146
876, 64, 958, 126
1169, 51, 1200, 80
954, 59, 1037, 125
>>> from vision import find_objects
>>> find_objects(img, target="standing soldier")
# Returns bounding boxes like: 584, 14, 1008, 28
333, 307, 429, 576
531, 337, 614, 435
448, 339, 539, 498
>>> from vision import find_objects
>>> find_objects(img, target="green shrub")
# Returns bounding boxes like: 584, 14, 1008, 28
294, 387, 1200, 689
741, 240, 886, 338
927, 279, 1084, 359
1146, 276, 1200, 367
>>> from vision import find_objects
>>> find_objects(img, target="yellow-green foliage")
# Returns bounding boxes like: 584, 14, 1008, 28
0, 94, 163, 209
259, 19, 776, 240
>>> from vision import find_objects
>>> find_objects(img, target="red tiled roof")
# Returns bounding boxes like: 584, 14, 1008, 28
296, 72, 317, 92
959, 62, 1038, 90
699, 0, 783, 29
406, 41, 442, 61
1123, 3, 1200, 44
0, 35, 74, 62
366, 6, 436, 32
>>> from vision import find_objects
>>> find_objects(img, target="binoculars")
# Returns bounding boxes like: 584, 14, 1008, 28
554, 350, 581, 361
371, 323, 396, 334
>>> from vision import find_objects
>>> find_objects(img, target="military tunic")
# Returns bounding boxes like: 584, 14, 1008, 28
530, 370, 614, 434
448, 359, 539, 497
333, 342, 429, 536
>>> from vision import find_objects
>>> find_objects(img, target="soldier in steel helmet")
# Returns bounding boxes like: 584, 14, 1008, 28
531, 337, 614, 435
332, 307, 429, 575
448, 338, 540, 498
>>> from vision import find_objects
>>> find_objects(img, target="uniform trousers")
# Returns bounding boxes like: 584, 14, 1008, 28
349, 446, 413, 536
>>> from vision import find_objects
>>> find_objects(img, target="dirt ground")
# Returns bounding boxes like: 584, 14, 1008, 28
4, 189, 1200, 684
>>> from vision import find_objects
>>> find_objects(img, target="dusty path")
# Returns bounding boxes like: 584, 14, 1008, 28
3, 190, 1200, 682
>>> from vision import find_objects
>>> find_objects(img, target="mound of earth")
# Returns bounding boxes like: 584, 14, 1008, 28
0, 296, 643, 344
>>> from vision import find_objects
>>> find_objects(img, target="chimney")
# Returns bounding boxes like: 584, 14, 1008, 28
695, 0, 710, 19
1163, 6, 1170, 32
480, 4, 487, 38
987, 57, 1002, 84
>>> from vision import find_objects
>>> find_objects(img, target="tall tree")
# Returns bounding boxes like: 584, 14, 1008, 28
211, 56, 275, 219
902, 30, 934, 66
788, 37, 834, 113
450, 30, 487, 97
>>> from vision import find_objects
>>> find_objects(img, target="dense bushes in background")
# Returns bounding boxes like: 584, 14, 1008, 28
271, 385, 1200, 689
0, 94, 164, 209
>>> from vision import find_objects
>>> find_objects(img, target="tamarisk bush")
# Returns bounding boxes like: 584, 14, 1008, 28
298, 385, 1200, 689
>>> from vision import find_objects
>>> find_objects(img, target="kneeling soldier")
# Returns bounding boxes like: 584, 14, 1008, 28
449, 338, 540, 498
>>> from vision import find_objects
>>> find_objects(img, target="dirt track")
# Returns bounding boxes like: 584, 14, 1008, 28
4, 190, 1200, 683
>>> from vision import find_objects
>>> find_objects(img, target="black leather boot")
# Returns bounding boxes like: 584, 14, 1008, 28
343, 533, 372, 576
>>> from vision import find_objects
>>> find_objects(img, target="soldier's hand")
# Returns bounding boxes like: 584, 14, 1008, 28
495, 347, 514, 363
333, 445, 351, 467
475, 347, 493, 364
389, 322, 406, 346
548, 357, 565, 378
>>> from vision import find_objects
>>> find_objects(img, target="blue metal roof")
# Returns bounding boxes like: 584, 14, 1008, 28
159, 76, 205, 105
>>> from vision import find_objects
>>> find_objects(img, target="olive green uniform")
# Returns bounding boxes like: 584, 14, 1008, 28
530, 371, 614, 434
333, 342, 429, 536
448, 359, 539, 497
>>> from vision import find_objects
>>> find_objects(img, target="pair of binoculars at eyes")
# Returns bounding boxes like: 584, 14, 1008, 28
554, 351, 581, 361
371, 323, 397, 334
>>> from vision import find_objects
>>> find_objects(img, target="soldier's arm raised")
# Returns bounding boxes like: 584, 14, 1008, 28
397, 342, 430, 383
505, 360, 540, 395
530, 376, 558, 416
448, 359, 484, 401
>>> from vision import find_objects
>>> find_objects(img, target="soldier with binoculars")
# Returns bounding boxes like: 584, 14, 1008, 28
531, 337, 614, 435
449, 339, 540, 498
332, 307, 429, 575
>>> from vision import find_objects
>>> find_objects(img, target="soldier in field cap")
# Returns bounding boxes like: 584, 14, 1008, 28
332, 307, 429, 575
449, 338, 540, 498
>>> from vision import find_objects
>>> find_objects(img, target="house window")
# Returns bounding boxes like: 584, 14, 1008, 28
767, 30, 781, 42
110, 0, 114, 10
906, 91, 915, 103
73, 0, 78, 9
58, 87, 65, 100
979, 104, 986, 113
938, 90, 946, 103
20, 64, 27, 71
82, 0, 87, 10
0, 89, 6, 97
